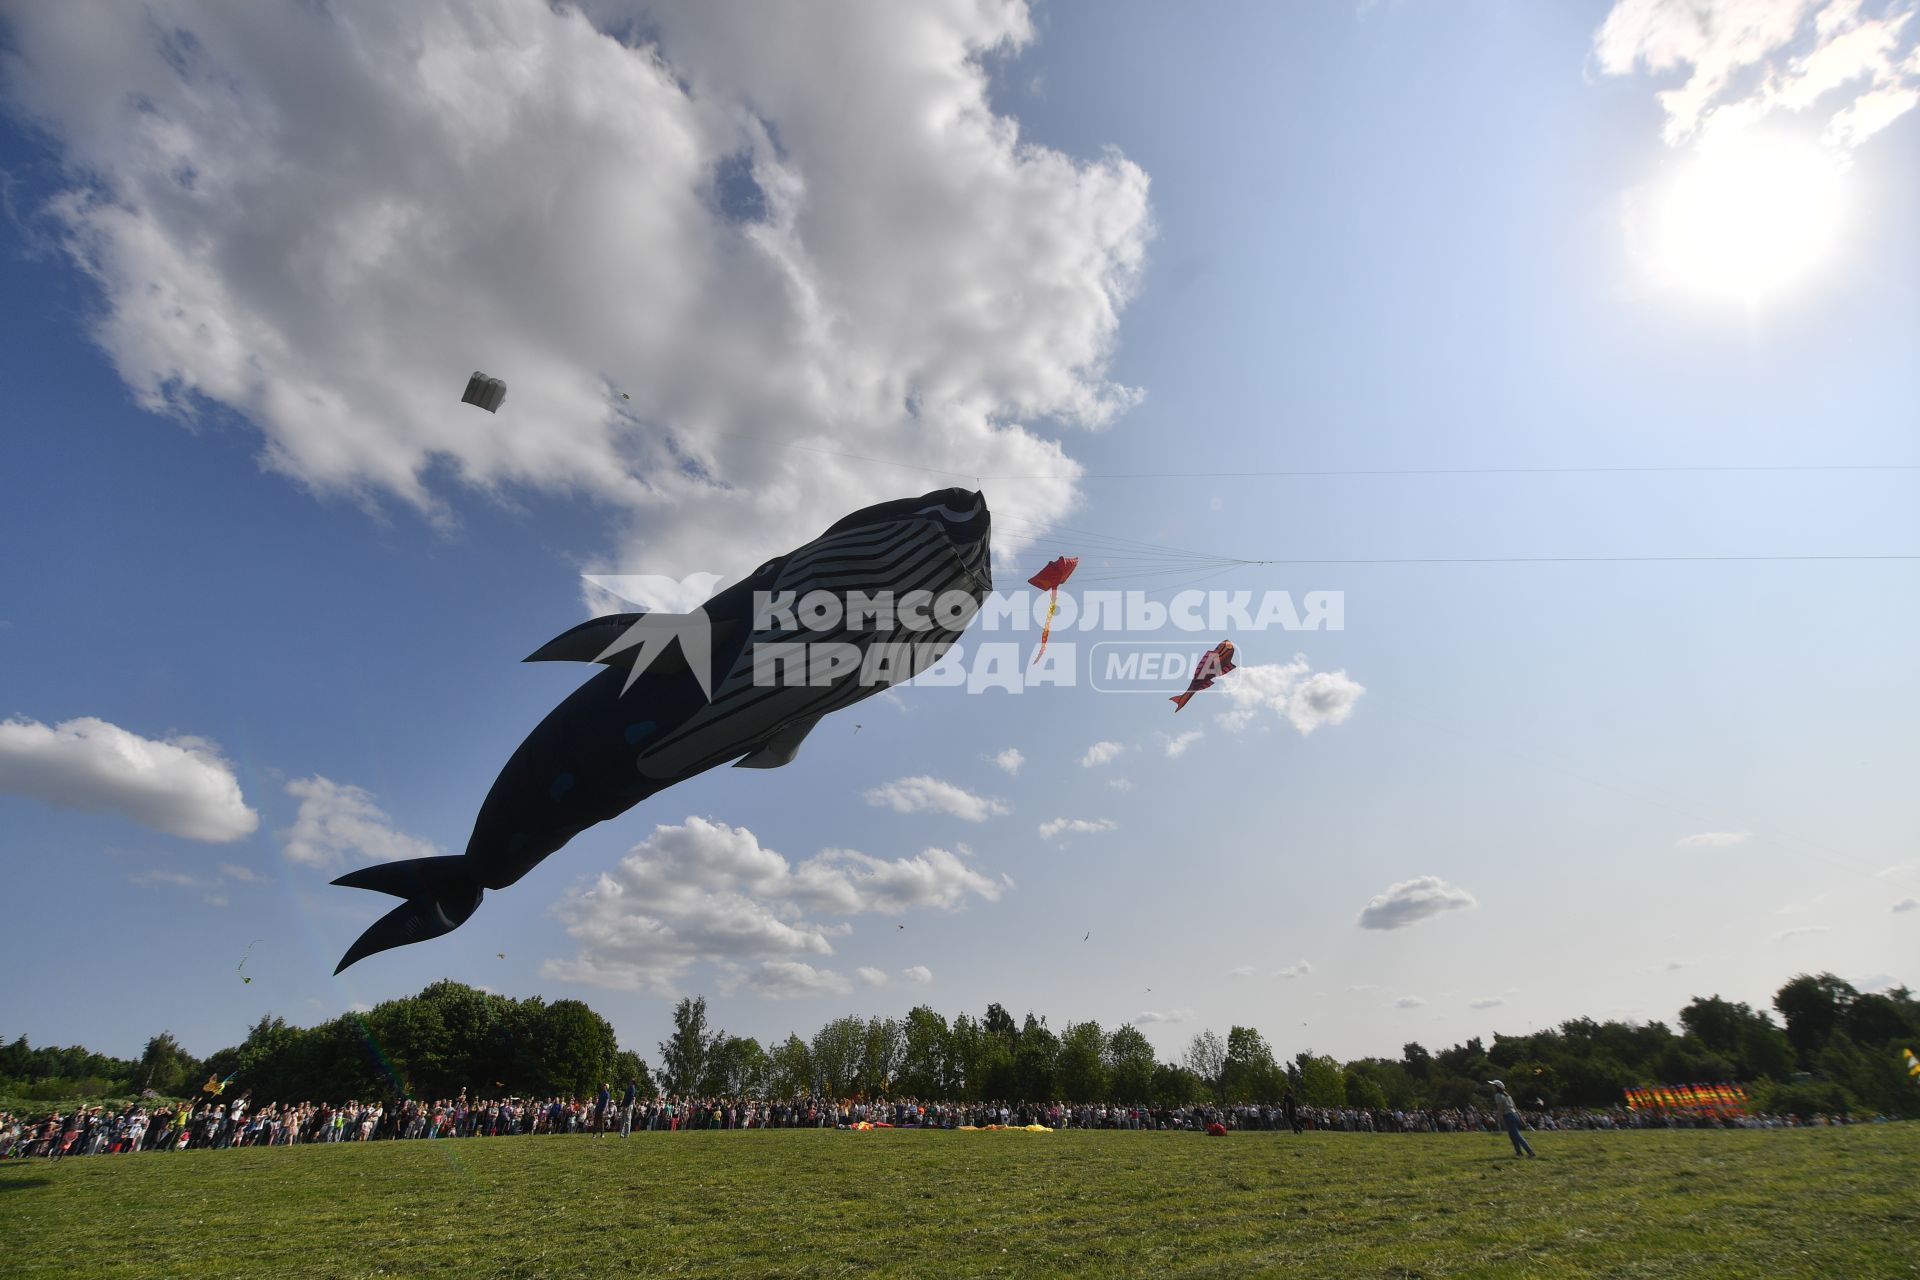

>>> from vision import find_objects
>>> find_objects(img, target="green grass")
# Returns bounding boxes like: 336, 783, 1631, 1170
2, 1127, 1914, 1278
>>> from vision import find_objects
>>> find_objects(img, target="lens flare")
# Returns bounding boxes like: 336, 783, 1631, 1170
1646, 134, 1847, 304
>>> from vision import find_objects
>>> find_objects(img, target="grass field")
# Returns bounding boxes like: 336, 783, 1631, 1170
2, 1126, 1914, 1278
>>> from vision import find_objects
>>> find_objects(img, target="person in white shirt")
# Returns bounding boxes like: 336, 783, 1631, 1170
1487, 1080, 1535, 1158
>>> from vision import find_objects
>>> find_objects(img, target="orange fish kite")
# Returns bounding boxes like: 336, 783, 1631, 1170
1171, 640, 1235, 711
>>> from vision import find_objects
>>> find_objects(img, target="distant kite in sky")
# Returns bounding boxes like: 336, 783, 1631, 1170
237, 939, 263, 984
461, 371, 507, 413
331, 488, 992, 972
1171, 640, 1236, 712
1026, 556, 1078, 664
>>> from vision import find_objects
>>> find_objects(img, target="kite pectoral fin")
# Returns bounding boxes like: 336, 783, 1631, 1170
1170, 691, 1193, 711
734, 716, 821, 769
331, 857, 483, 974
524, 614, 738, 670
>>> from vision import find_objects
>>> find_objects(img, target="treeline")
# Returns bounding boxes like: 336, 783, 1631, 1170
4, 973, 1915, 1116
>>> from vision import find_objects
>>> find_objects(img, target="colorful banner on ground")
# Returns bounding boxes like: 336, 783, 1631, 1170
1622, 1082, 1749, 1112
1902, 1047, 1918, 1079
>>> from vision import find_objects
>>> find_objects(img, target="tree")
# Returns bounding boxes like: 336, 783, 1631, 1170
658, 996, 717, 1095
861, 1017, 905, 1096
1680, 994, 1795, 1081
947, 1014, 984, 1100
137, 1032, 191, 1094
1222, 1026, 1282, 1103
1055, 1020, 1108, 1100
767, 1034, 814, 1097
612, 1050, 656, 1097
1293, 1053, 1346, 1108
983, 1003, 1018, 1041
898, 1005, 951, 1098
811, 1016, 865, 1097
1150, 1062, 1204, 1106
1104, 1025, 1157, 1104
1013, 1013, 1058, 1101
540, 1000, 617, 1098
1184, 1030, 1226, 1101
702, 1036, 767, 1097
1774, 974, 1859, 1068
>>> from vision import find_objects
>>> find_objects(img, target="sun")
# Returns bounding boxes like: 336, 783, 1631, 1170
1645, 133, 1848, 305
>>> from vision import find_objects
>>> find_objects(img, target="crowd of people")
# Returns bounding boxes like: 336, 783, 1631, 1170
1, 1084, 1878, 1161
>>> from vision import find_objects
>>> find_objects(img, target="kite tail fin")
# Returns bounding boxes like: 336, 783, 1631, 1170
331, 856, 483, 974
1170, 691, 1193, 711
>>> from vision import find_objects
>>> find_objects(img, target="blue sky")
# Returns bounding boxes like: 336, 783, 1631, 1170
1, 0, 1915, 1068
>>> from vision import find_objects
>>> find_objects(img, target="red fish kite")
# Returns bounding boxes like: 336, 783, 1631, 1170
1171, 640, 1235, 711
1027, 556, 1079, 664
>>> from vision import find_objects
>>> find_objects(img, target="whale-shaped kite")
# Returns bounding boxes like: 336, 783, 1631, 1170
332, 488, 992, 972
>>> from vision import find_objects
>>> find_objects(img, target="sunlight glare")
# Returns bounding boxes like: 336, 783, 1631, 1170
1648, 134, 1847, 305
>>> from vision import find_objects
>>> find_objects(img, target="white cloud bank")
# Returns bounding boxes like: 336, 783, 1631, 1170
1039, 817, 1118, 841
1080, 740, 1125, 767
864, 776, 1007, 823
0, 715, 257, 842
1357, 876, 1478, 931
1676, 831, 1751, 848
1218, 657, 1365, 734
1595, 0, 1920, 151
545, 816, 999, 993
990, 748, 1025, 776
282, 776, 441, 869
0, 0, 1152, 579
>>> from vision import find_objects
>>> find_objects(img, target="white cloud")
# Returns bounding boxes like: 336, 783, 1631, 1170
1595, 0, 1920, 151
0, 1, 1151, 583
1469, 997, 1505, 1009
856, 966, 889, 987
1080, 740, 1125, 768
1357, 876, 1478, 931
202, 893, 229, 908
1229, 965, 1257, 977
1393, 996, 1426, 1009
1160, 730, 1203, 758
1218, 657, 1365, 734
1276, 959, 1313, 980
1774, 925, 1831, 942
1893, 898, 1917, 913
1132, 1008, 1194, 1025
544, 817, 999, 992
282, 776, 441, 869
901, 964, 933, 985
1106, 778, 1134, 792
990, 748, 1025, 776
0, 715, 257, 842
864, 775, 1007, 823
1039, 816, 1118, 841
1676, 831, 1750, 848
745, 961, 852, 1000
130, 869, 205, 889
219, 862, 264, 883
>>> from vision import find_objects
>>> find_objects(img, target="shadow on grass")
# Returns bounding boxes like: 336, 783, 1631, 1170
0, 1175, 52, 1193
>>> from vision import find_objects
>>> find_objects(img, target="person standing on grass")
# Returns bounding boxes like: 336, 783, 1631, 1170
1487, 1080, 1535, 1158
621, 1080, 637, 1138
596, 1083, 611, 1136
